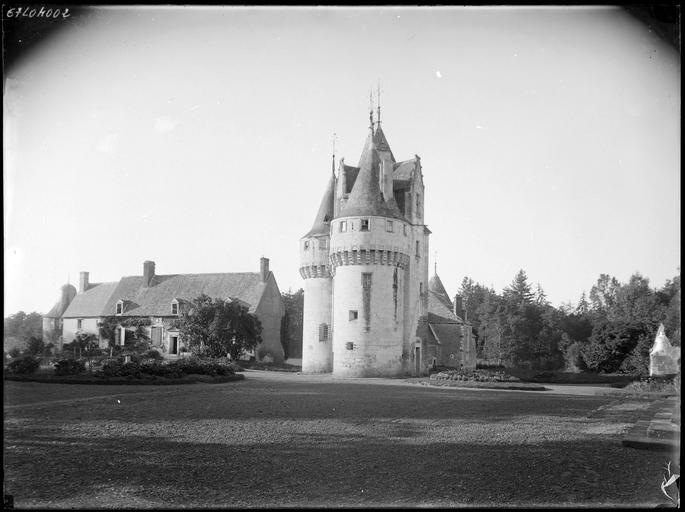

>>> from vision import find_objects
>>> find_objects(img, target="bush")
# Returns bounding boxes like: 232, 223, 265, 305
142, 349, 164, 361
621, 375, 680, 395
94, 357, 236, 379
6, 355, 40, 375
430, 368, 519, 383
54, 359, 86, 376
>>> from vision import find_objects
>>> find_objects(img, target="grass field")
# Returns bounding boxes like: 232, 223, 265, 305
3, 371, 673, 508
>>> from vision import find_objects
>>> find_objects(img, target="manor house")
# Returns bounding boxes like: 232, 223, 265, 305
43, 258, 285, 362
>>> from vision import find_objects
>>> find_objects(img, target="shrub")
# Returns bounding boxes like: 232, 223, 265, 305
92, 356, 237, 380
142, 349, 164, 361
6, 355, 40, 375
54, 359, 86, 376
620, 375, 680, 394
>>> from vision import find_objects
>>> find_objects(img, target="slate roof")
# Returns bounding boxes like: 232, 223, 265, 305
428, 273, 453, 310
62, 282, 119, 318
338, 137, 404, 220
427, 291, 463, 324
373, 125, 395, 162
426, 290, 465, 350
393, 158, 417, 181
62, 273, 267, 318
303, 172, 335, 238
428, 323, 463, 347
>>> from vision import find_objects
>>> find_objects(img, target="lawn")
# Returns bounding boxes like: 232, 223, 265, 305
3, 372, 673, 508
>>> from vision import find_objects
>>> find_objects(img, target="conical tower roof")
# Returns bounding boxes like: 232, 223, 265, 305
429, 273, 453, 310
45, 283, 77, 318
303, 172, 336, 238
373, 125, 395, 162
357, 129, 375, 167
339, 134, 403, 219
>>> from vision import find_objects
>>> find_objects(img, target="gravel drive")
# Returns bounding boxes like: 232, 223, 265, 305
3, 370, 670, 507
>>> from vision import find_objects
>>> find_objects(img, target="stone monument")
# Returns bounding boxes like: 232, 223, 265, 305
649, 324, 680, 377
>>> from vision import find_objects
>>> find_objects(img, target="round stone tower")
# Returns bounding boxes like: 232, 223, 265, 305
299, 172, 335, 373
329, 133, 411, 377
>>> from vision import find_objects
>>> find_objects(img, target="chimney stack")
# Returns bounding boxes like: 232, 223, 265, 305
454, 294, 464, 320
260, 257, 270, 282
143, 261, 155, 287
79, 272, 89, 294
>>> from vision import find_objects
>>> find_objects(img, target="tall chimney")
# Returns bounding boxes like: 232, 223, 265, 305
79, 272, 89, 294
143, 261, 155, 287
260, 257, 270, 282
454, 294, 464, 320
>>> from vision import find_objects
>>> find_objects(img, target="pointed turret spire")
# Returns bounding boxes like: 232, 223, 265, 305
376, 80, 381, 126
369, 88, 375, 133
303, 172, 336, 237
429, 271, 453, 310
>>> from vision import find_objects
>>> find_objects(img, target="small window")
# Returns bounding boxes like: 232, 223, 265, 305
346, 342, 354, 350
116, 302, 123, 315
77, 319, 82, 329
171, 302, 179, 315
416, 241, 420, 257
386, 220, 393, 232
349, 310, 358, 321
403, 224, 408, 236
319, 323, 329, 342
340, 220, 347, 232
304, 240, 310, 250
361, 219, 369, 231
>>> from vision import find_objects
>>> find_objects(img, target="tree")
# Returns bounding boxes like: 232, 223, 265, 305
589, 274, 620, 314
535, 283, 549, 306
25, 336, 46, 357
4, 311, 43, 346
458, 277, 498, 356
581, 319, 643, 373
61, 333, 100, 368
178, 294, 263, 360
281, 289, 304, 360
503, 270, 535, 306
576, 292, 590, 316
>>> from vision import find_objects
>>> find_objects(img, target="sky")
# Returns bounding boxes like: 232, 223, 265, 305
3, 6, 680, 316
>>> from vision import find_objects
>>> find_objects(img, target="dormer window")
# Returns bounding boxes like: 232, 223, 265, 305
171, 299, 179, 316
361, 219, 370, 232
115, 300, 124, 316
386, 220, 394, 233
304, 240, 310, 251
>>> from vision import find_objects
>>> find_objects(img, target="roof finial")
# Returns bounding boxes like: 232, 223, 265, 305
377, 80, 381, 126
332, 132, 337, 174
369, 88, 374, 132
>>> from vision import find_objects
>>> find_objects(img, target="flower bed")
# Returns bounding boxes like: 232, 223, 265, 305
430, 368, 521, 383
